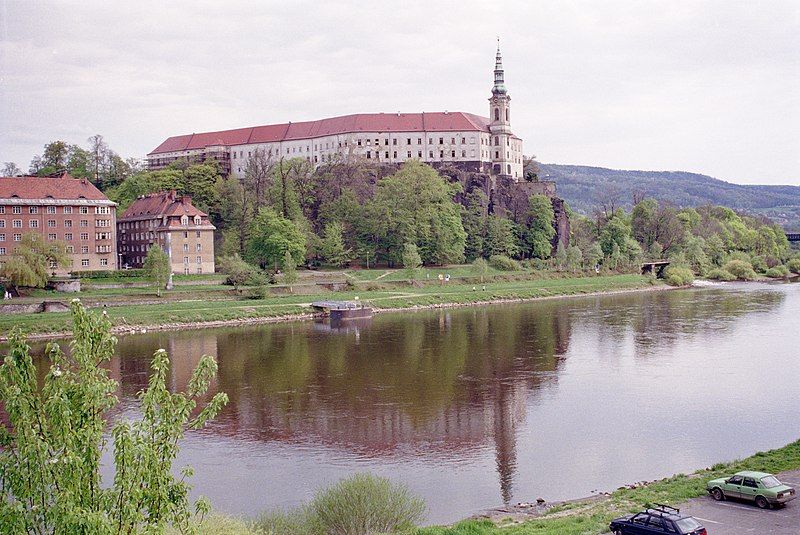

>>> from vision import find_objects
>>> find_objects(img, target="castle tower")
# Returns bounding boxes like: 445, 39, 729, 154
489, 40, 513, 179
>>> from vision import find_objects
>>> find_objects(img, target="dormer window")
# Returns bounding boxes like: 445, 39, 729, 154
194, 216, 201, 225
181, 215, 189, 226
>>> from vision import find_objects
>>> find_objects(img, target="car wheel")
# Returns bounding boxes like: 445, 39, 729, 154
711, 487, 725, 501
755, 495, 770, 509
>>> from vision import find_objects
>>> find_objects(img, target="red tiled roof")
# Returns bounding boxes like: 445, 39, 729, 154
120, 191, 208, 220
0, 173, 113, 202
149, 112, 493, 155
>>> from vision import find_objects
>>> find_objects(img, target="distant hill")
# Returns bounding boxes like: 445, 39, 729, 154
540, 163, 800, 229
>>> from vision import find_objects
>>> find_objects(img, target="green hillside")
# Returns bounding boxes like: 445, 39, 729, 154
541, 163, 800, 229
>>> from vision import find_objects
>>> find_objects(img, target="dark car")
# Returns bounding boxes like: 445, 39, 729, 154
609, 504, 706, 534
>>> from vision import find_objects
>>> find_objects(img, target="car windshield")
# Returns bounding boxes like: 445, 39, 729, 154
761, 476, 781, 488
675, 517, 703, 531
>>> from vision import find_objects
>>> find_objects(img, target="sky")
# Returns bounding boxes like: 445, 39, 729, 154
1, 0, 798, 184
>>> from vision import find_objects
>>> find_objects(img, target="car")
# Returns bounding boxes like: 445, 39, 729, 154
707, 470, 796, 508
609, 504, 706, 534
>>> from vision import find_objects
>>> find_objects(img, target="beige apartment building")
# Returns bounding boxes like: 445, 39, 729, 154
117, 191, 216, 274
147, 44, 523, 181
0, 173, 117, 274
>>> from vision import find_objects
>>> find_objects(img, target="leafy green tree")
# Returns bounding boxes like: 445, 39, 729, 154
270, 158, 307, 221
0, 301, 227, 534
219, 254, 260, 292
484, 215, 518, 258
143, 245, 171, 297
1, 233, 68, 292
246, 208, 306, 270
282, 249, 299, 292
321, 221, 352, 267
522, 194, 555, 259
402, 242, 422, 282
461, 190, 489, 261
565, 245, 583, 273
599, 214, 632, 257
30, 140, 70, 174
585, 242, 604, 269
554, 241, 567, 271
472, 257, 490, 282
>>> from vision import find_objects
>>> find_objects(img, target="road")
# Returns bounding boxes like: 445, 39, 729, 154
679, 469, 800, 534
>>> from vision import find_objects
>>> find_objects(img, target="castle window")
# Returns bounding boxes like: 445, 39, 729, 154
358, 139, 362, 146
418, 138, 422, 144
494, 136, 499, 146
385, 151, 389, 159
366, 151, 371, 159
407, 151, 412, 158
494, 108, 499, 120
451, 150, 456, 157
429, 138, 433, 145
375, 139, 379, 145
428, 151, 433, 158
461, 150, 466, 157
470, 137, 476, 144
314, 156, 318, 163
507, 164, 512, 174
495, 151, 499, 159
506, 109, 510, 121
440, 150, 444, 158
392, 138, 397, 146
439, 137, 443, 145
393, 151, 397, 158
461, 138, 466, 144
451, 137, 455, 144
407, 138, 412, 144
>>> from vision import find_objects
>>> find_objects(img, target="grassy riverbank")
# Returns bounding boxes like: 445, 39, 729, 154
181, 438, 800, 534
1, 273, 656, 338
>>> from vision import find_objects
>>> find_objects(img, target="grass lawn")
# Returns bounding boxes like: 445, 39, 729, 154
0, 274, 654, 337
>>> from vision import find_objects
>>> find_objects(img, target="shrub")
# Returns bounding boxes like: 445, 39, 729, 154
750, 255, 768, 273
723, 259, 757, 281
707, 268, 736, 281
765, 265, 790, 278
255, 473, 425, 535
246, 285, 268, 299
71, 269, 147, 279
787, 258, 800, 274
489, 255, 521, 271
663, 266, 694, 287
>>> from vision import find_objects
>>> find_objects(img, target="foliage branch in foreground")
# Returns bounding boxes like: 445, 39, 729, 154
0, 301, 228, 534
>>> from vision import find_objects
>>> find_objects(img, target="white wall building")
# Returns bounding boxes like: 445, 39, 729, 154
148, 44, 524, 181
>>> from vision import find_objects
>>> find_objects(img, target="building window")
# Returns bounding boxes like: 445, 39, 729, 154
428, 151, 433, 158
196, 243, 202, 252
0, 248, 5, 255
506, 109, 509, 121
12, 220, 21, 228
29, 220, 38, 228
80, 207, 88, 214
80, 233, 89, 240
46, 206, 56, 214
65, 233, 72, 240
495, 151, 499, 159
95, 206, 109, 214
385, 151, 389, 159
183, 243, 188, 252
183, 231, 188, 238
440, 150, 444, 158
197, 266, 202, 274
0, 234, 4, 241
357, 139, 362, 146
407, 138, 412, 144
66, 246, 74, 253
29, 206, 38, 214
196, 231, 201, 238
81, 259, 89, 267
196, 256, 201, 264
392, 138, 397, 146
80, 220, 88, 227
100, 258, 108, 266
439, 137, 443, 145
181, 216, 188, 225
0, 220, 4, 228
13, 234, 21, 242
451, 150, 456, 157
48, 233, 56, 240
81, 245, 89, 253
12, 206, 21, 214
366, 151, 371, 159
461, 150, 466, 157
184, 256, 189, 265
417, 138, 422, 145
494, 136, 499, 146
47, 220, 56, 227
194, 216, 201, 225
494, 108, 499, 120
428, 138, 433, 145
407, 151, 412, 158
63, 206, 72, 214
418, 150, 422, 158
461, 137, 466, 144
0, 207, 4, 214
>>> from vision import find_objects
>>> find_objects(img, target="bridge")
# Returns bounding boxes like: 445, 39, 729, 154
641, 260, 670, 277
786, 233, 800, 242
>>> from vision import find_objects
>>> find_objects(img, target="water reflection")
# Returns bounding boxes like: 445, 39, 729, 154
22, 283, 797, 523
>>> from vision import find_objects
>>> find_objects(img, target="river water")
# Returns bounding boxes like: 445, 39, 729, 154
34, 282, 800, 523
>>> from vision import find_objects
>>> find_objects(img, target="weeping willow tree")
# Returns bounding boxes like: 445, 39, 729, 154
1, 232, 69, 292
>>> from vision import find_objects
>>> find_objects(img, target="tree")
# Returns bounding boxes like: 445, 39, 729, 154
281, 249, 298, 293
2, 162, 21, 176
585, 242, 603, 269
246, 208, 306, 270
321, 221, 352, 267
402, 242, 422, 282
143, 245, 171, 297
1, 233, 68, 292
565, 245, 583, 273
218, 254, 260, 292
484, 215, 518, 258
554, 241, 567, 271
0, 301, 227, 534
522, 194, 555, 259
243, 147, 275, 212
462, 190, 489, 261
472, 257, 490, 283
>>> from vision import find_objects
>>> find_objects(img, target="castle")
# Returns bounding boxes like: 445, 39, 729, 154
147, 44, 524, 181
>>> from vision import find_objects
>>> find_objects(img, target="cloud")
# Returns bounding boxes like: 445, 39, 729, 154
1, 0, 798, 184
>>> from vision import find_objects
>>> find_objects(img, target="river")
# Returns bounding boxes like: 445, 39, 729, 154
32, 282, 800, 524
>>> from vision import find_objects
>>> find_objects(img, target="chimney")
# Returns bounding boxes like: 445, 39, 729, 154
181, 195, 191, 205
168, 190, 176, 201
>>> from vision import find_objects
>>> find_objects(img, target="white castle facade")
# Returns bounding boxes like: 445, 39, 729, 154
148, 45, 524, 181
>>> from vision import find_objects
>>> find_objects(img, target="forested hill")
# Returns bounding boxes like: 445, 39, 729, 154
540, 163, 800, 229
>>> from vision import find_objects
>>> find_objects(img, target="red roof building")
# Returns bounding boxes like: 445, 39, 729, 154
0, 173, 118, 274
148, 45, 524, 180
117, 191, 216, 274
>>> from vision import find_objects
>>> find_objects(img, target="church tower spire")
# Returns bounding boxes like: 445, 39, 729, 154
489, 39, 515, 179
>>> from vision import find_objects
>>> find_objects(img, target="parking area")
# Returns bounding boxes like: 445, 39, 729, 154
679, 470, 800, 534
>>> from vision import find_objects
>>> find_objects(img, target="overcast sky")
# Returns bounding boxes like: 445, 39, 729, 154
1, 1, 798, 184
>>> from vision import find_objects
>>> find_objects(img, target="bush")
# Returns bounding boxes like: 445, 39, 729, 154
765, 265, 790, 278
489, 255, 521, 271
787, 258, 800, 274
750, 255, 768, 273
723, 259, 757, 281
254, 473, 425, 535
663, 266, 694, 287
707, 268, 736, 281
246, 285, 268, 299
